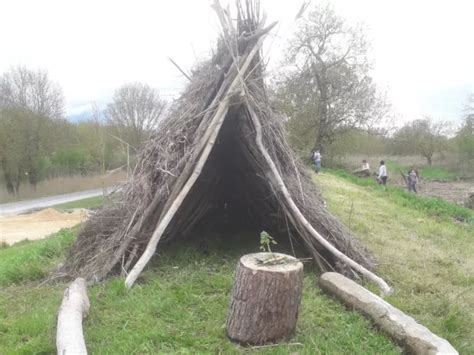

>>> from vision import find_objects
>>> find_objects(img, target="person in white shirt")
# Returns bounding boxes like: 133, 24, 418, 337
378, 160, 387, 185
312, 150, 321, 173
354, 159, 370, 177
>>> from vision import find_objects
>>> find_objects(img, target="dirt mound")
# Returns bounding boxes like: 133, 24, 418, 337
0, 208, 88, 245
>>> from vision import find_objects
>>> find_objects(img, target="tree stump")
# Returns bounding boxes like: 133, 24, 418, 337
226, 252, 303, 345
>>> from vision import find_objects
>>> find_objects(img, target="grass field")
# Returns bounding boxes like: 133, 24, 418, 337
52, 195, 104, 211
1, 171, 473, 353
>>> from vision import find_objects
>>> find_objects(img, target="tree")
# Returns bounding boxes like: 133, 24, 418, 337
105, 83, 166, 148
0, 66, 65, 190
391, 118, 450, 165
273, 4, 388, 153
0, 108, 29, 195
456, 94, 474, 170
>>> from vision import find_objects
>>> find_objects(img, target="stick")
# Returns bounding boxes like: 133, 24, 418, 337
245, 102, 393, 296
56, 278, 90, 355
124, 36, 268, 289
167, 57, 192, 81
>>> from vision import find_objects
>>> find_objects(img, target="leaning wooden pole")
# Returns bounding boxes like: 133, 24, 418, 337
56, 278, 90, 355
245, 101, 393, 296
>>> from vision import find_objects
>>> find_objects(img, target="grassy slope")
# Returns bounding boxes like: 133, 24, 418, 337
1, 172, 472, 353
0, 234, 398, 354
315, 173, 474, 352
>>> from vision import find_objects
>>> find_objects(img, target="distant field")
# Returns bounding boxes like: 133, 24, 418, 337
52, 196, 104, 211
0, 171, 126, 203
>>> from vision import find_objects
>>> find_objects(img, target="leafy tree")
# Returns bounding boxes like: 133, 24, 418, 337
390, 118, 450, 165
0, 66, 64, 190
456, 95, 474, 170
274, 4, 388, 153
0, 108, 29, 195
105, 83, 166, 148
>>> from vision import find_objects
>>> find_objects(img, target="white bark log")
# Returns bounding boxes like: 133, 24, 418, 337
320, 272, 458, 354
125, 35, 268, 289
245, 102, 393, 297
56, 278, 90, 355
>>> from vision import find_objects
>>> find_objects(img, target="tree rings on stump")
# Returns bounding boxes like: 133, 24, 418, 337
226, 252, 303, 345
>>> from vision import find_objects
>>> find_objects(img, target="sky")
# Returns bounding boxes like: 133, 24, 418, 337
1, 0, 473, 124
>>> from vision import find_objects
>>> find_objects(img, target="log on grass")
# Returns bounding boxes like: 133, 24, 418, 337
56, 278, 90, 355
226, 253, 303, 345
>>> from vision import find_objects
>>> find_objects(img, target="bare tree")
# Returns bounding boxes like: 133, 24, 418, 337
0, 66, 65, 190
0, 66, 64, 118
274, 4, 388, 153
105, 83, 166, 148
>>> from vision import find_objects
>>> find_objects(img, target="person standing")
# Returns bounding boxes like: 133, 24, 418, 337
407, 167, 419, 193
378, 160, 388, 185
313, 150, 321, 173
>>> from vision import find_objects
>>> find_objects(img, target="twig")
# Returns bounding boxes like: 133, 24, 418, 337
168, 57, 192, 81
249, 342, 303, 349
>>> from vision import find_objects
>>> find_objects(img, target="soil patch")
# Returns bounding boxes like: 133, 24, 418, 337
0, 208, 87, 245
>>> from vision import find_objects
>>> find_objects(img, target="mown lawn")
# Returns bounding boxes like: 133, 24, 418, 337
1, 171, 472, 353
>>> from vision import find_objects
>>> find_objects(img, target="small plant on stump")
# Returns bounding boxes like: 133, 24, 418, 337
258, 231, 289, 266
259, 231, 277, 253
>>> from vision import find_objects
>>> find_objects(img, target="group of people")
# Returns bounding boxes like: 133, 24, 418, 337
311, 150, 419, 193
355, 159, 419, 193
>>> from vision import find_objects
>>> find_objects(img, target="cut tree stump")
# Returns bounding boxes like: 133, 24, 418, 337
226, 252, 303, 345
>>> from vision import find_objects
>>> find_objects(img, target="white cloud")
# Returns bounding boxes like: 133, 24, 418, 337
1, 0, 473, 121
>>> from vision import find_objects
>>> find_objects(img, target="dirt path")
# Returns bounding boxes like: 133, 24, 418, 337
393, 177, 474, 205
0, 188, 105, 217
0, 208, 87, 245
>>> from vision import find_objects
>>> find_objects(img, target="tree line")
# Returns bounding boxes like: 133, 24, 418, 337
1, 3, 473, 196
272, 4, 473, 173
0, 67, 166, 195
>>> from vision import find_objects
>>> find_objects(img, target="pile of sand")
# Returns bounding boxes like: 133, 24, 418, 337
0, 208, 88, 245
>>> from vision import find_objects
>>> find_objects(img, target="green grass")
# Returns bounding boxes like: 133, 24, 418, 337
0, 234, 399, 354
314, 172, 474, 353
52, 195, 104, 211
385, 160, 458, 181
0, 229, 75, 286
327, 168, 474, 223
2, 171, 473, 353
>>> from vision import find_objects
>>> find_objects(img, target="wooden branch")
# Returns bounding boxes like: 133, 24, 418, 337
56, 278, 90, 355
168, 57, 192, 82
245, 102, 393, 297
124, 36, 268, 289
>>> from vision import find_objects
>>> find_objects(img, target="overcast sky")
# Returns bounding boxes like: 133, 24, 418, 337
1, 0, 473, 124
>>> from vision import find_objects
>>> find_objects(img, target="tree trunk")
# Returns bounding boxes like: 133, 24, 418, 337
56, 278, 90, 355
427, 155, 433, 165
226, 253, 303, 345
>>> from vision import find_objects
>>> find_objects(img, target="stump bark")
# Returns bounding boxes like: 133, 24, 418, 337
226, 252, 303, 345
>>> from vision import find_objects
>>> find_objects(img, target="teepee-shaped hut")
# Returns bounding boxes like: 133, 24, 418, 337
63, 0, 390, 294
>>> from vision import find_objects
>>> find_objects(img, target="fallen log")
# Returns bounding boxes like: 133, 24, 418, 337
319, 272, 458, 354
56, 278, 90, 355
226, 253, 303, 345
